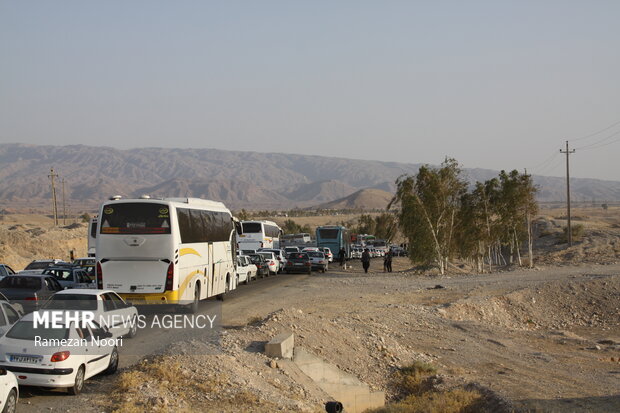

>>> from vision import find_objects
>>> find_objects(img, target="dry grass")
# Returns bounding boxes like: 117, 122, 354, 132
392, 361, 437, 396
368, 362, 488, 413
367, 388, 484, 413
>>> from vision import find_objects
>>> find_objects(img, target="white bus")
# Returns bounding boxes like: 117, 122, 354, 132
87, 216, 98, 257
96, 197, 237, 311
237, 220, 282, 250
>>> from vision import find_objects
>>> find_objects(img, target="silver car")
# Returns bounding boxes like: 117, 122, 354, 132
307, 251, 328, 273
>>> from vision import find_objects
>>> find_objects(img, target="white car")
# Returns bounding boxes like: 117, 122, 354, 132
45, 289, 139, 339
319, 247, 334, 262
257, 252, 279, 274
307, 251, 329, 273
0, 312, 118, 394
0, 368, 18, 413
284, 246, 300, 255
236, 255, 258, 284
259, 249, 288, 272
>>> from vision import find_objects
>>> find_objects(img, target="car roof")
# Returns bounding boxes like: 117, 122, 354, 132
46, 266, 79, 271
19, 311, 89, 324
54, 289, 113, 296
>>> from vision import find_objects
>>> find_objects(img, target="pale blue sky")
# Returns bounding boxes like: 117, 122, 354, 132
1, 0, 619, 180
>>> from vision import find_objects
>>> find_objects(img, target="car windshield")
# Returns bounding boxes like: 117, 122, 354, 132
43, 269, 73, 281
308, 252, 324, 258
6, 320, 69, 341
24, 261, 51, 270
258, 253, 272, 260
0, 276, 41, 289
46, 295, 98, 311
248, 255, 263, 263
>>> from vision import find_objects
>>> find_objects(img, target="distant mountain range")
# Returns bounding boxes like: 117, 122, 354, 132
0, 143, 619, 211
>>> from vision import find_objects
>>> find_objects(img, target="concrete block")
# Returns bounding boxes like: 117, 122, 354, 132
265, 332, 294, 359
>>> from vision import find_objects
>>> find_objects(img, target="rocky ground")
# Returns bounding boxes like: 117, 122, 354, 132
18, 258, 614, 413
0, 214, 87, 270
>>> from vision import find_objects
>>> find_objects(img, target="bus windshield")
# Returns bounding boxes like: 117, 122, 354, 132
100, 203, 172, 235
242, 223, 262, 233
318, 228, 339, 239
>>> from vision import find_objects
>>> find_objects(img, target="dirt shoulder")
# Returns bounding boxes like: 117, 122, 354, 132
17, 258, 619, 413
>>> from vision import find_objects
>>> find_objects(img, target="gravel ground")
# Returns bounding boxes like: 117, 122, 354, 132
16, 257, 620, 413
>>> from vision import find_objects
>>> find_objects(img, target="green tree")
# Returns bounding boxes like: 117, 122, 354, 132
389, 158, 467, 274
236, 209, 249, 221
355, 214, 376, 235
373, 213, 398, 242
282, 219, 301, 234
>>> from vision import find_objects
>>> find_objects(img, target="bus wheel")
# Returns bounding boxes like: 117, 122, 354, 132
218, 276, 230, 301
190, 284, 200, 313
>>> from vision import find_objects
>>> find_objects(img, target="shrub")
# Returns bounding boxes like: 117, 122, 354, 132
560, 224, 584, 243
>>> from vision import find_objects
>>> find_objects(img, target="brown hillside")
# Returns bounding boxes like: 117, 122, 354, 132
315, 188, 393, 210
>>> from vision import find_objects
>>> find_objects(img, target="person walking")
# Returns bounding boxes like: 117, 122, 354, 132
339, 247, 346, 269
385, 250, 393, 273
361, 248, 371, 273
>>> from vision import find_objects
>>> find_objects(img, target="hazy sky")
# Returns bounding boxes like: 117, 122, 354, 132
1, 0, 619, 180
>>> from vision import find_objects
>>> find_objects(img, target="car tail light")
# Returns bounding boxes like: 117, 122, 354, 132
96, 262, 103, 289
305, 261, 311, 266
165, 262, 174, 291
51, 351, 70, 362
25, 295, 38, 301
287, 261, 292, 266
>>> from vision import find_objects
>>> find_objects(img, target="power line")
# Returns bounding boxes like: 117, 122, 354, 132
574, 129, 620, 150
529, 150, 560, 172
533, 152, 565, 175
571, 117, 620, 142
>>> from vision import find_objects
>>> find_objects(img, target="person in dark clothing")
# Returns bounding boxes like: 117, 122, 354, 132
384, 250, 393, 273
339, 247, 346, 268
361, 248, 371, 273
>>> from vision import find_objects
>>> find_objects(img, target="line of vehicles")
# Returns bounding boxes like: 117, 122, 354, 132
0, 195, 401, 410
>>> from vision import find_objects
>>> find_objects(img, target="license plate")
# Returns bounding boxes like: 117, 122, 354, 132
10, 355, 41, 364
294, 263, 303, 266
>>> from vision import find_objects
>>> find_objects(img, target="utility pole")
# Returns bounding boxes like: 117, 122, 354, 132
560, 141, 575, 246
62, 178, 66, 225
48, 168, 59, 226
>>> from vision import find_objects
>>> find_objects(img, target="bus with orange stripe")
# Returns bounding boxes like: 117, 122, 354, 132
95, 196, 237, 312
